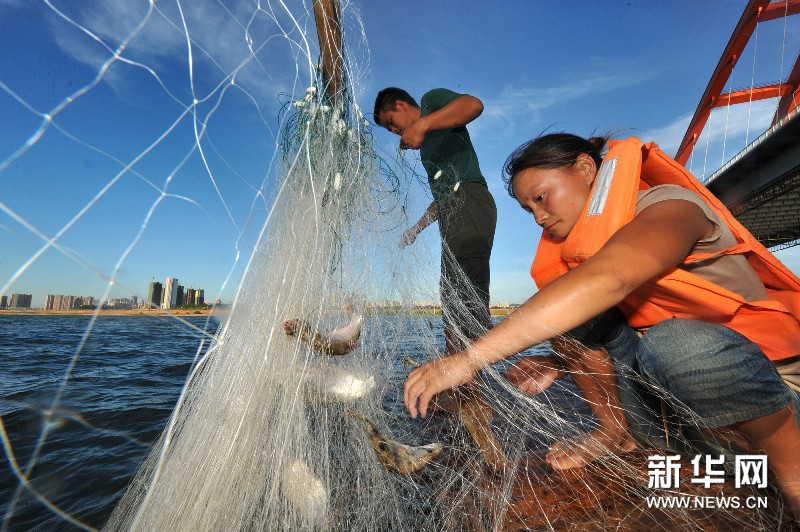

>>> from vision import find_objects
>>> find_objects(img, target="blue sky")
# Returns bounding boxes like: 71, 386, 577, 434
1, 0, 799, 306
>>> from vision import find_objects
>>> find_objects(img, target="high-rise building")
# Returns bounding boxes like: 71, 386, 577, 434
176, 285, 184, 307
0, 295, 7, 309
9, 294, 32, 309
195, 289, 204, 306
148, 281, 162, 309
186, 288, 196, 307
107, 297, 134, 309
162, 278, 178, 309
45, 295, 92, 310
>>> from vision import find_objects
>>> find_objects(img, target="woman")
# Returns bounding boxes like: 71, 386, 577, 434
404, 134, 800, 516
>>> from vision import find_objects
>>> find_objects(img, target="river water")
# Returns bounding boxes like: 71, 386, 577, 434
0, 314, 589, 530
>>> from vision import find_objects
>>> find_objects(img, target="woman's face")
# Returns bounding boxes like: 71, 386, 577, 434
512, 154, 596, 240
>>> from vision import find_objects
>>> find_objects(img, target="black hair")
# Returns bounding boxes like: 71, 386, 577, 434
372, 87, 419, 126
502, 133, 607, 198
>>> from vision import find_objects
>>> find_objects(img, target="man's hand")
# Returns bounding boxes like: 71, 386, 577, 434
505, 355, 565, 396
400, 227, 418, 248
404, 353, 478, 418
400, 118, 429, 150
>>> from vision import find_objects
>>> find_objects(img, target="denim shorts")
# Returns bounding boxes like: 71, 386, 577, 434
597, 318, 800, 450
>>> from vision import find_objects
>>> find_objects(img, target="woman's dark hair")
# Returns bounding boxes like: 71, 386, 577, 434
502, 133, 607, 198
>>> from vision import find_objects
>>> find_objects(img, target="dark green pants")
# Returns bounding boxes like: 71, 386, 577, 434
438, 183, 496, 349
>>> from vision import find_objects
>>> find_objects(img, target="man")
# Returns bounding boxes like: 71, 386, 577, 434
374, 87, 496, 353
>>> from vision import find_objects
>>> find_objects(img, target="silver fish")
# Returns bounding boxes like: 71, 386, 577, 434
303, 364, 376, 403
281, 459, 328, 526
283, 310, 363, 357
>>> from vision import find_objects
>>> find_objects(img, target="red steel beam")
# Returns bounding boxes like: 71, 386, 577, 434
788, 92, 800, 115
675, 0, 771, 165
713, 84, 791, 107
758, 0, 800, 21
774, 53, 800, 122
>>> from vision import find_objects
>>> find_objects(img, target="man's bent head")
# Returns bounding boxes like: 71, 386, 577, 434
373, 87, 420, 135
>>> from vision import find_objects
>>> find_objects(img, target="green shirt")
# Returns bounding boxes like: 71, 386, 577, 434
419, 88, 487, 203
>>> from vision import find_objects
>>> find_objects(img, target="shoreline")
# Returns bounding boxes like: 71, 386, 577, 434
0, 308, 515, 317
0, 309, 216, 317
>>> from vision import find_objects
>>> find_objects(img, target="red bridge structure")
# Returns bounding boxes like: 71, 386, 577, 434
677, 0, 800, 250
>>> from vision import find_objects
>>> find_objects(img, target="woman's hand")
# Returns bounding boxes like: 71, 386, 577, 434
404, 352, 478, 418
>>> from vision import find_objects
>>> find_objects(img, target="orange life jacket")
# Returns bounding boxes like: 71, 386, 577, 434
530, 137, 800, 362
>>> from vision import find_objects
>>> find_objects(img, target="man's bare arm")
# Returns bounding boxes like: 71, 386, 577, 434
402, 201, 438, 247
401, 95, 483, 149
420, 94, 483, 131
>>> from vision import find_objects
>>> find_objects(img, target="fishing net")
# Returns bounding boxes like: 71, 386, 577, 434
0, 1, 795, 531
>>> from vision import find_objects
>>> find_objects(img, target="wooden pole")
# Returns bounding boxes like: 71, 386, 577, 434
312, 0, 343, 104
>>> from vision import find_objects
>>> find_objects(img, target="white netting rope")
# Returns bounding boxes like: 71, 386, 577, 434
0, 2, 790, 531
745, 15, 760, 146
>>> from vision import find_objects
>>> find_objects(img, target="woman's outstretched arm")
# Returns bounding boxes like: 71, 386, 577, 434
405, 199, 712, 417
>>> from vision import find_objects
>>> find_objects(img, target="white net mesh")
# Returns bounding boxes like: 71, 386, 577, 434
1, 2, 795, 531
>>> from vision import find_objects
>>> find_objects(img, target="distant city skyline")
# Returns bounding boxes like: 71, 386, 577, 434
1, 274, 210, 310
